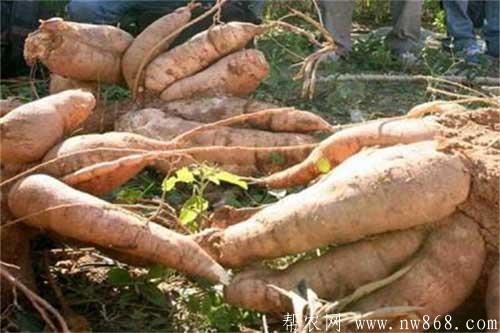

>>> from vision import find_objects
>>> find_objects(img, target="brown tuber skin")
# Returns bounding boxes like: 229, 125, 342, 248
197, 141, 470, 267
0, 98, 23, 117
58, 144, 314, 196
256, 117, 441, 188
116, 108, 316, 147
37, 130, 315, 195
0, 189, 37, 308
40, 131, 315, 175
207, 205, 266, 229
351, 214, 485, 322
406, 100, 467, 117
42, 132, 174, 170
225, 228, 427, 314
160, 49, 270, 102
151, 96, 278, 123
8, 174, 229, 284
49, 74, 98, 95
223, 214, 486, 321
145, 22, 265, 93
140, 99, 329, 133
0, 90, 95, 165
24, 18, 133, 83
121, 5, 193, 90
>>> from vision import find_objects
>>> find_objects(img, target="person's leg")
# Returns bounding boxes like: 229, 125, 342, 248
386, 0, 423, 54
318, 0, 355, 54
467, 0, 484, 28
483, 0, 499, 57
133, 0, 188, 12
442, 1, 478, 49
249, 0, 266, 17
67, 0, 135, 25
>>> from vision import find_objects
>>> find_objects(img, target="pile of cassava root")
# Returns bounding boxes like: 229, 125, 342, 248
1, 4, 499, 331
23, 5, 269, 102
2, 94, 498, 331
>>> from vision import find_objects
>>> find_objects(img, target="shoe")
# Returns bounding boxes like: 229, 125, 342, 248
324, 48, 348, 62
460, 43, 483, 65
390, 49, 418, 65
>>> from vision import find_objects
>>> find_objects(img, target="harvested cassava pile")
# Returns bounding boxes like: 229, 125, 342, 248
49, 74, 98, 95
36, 130, 315, 195
195, 106, 498, 326
121, 4, 195, 90
145, 22, 265, 93
49, 74, 114, 134
24, 16, 270, 102
159, 49, 269, 101
0, 180, 37, 308
0, 90, 95, 165
8, 174, 229, 284
255, 116, 441, 188
350, 214, 485, 320
8, 23, 500, 328
147, 96, 278, 123
117, 100, 330, 133
225, 227, 428, 313
24, 18, 133, 83
115, 108, 317, 147
197, 140, 471, 267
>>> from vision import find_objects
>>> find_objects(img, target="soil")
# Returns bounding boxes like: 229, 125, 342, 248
436, 107, 499, 321
437, 107, 499, 254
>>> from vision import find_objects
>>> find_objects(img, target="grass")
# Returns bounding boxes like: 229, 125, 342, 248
2, 2, 498, 332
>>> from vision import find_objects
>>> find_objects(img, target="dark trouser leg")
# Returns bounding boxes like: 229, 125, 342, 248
318, 0, 355, 53
385, 0, 423, 54
467, 0, 485, 28
483, 0, 499, 57
68, 0, 136, 24
442, 0, 478, 51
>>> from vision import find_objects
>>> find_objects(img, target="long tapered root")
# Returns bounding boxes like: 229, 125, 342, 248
115, 108, 317, 147
36, 130, 316, 195
57, 144, 316, 195
350, 213, 485, 321
145, 22, 265, 93
255, 117, 441, 188
196, 141, 470, 267
121, 5, 193, 89
224, 228, 428, 314
24, 18, 133, 83
0, 90, 95, 165
8, 175, 229, 284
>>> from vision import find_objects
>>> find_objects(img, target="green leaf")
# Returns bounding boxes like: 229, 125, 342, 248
107, 268, 133, 286
179, 196, 209, 227
189, 195, 209, 211
146, 265, 170, 280
175, 167, 195, 183
116, 187, 143, 203
139, 284, 167, 307
316, 157, 331, 174
214, 171, 248, 189
191, 167, 202, 176
179, 208, 198, 225
162, 176, 178, 192
118, 290, 138, 304
207, 174, 221, 185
